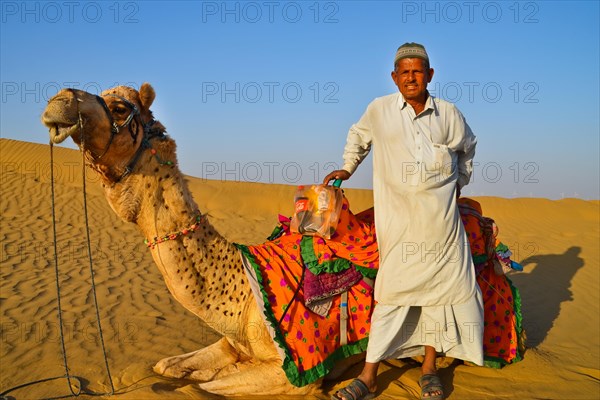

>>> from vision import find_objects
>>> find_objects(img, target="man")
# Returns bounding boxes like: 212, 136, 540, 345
325, 43, 483, 400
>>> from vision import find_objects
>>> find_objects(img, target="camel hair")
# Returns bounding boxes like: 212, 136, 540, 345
41, 83, 358, 396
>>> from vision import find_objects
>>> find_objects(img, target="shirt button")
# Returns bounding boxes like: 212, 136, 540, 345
417, 161, 421, 165
417, 132, 420, 135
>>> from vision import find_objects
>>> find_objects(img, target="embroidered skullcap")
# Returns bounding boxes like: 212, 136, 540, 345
394, 42, 429, 66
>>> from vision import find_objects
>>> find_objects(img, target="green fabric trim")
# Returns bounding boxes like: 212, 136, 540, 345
234, 243, 370, 387
300, 236, 317, 265
282, 337, 369, 387
472, 254, 488, 265
495, 242, 509, 253
300, 236, 378, 279
507, 274, 525, 363
483, 357, 508, 368
356, 265, 378, 279
300, 236, 353, 275
267, 225, 285, 241
483, 347, 522, 367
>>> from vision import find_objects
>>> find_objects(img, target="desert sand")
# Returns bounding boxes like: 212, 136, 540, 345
1, 138, 598, 399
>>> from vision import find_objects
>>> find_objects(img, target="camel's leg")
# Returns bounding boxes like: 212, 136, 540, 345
153, 337, 252, 382
197, 358, 319, 396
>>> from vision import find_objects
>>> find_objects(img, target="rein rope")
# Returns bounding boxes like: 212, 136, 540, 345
77, 111, 116, 395
0, 107, 116, 399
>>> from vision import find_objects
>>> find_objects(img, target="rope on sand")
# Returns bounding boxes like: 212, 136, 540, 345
1, 114, 115, 399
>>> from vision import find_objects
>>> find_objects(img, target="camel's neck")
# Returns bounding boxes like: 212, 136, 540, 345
101, 137, 252, 343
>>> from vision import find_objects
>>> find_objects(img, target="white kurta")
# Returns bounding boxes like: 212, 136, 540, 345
342, 93, 478, 306
342, 93, 482, 364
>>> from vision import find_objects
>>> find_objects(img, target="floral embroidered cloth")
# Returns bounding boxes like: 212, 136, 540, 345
236, 197, 524, 386
236, 199, 378, 387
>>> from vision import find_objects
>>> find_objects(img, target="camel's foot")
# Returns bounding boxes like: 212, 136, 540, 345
153, 337, 319, 396
153, 336, 252, 382
197, 358, 318, 396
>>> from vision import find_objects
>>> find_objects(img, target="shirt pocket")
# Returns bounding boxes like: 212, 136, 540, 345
420, 143, 455, 186
432, 143, 452, 171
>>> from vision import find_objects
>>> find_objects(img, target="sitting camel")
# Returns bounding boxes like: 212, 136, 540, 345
42, 83, 524, 396
41, 83, 360, 396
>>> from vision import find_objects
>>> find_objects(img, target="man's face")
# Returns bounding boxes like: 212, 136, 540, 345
391, 58, 434, 101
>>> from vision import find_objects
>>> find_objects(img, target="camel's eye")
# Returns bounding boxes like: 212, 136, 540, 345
112, 106, 128, 115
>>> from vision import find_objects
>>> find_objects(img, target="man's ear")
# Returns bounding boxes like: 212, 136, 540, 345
427, 68, 435, 83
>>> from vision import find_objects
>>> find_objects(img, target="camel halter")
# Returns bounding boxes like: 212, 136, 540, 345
70, 89, 164, 184
63, 90, 205, 249
90, 91, 140, 160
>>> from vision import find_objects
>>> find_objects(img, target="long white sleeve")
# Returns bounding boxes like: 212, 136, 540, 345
452, 110, 477, 189
342, 106, 373, 175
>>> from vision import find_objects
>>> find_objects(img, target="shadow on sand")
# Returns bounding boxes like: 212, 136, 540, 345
509, 246, 584, 348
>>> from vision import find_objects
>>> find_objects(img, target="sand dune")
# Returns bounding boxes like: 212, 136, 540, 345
1, 138, 598, 399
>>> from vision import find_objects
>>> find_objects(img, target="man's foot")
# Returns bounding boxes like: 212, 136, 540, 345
419, 374, 444, 399
331, 378, 376, 400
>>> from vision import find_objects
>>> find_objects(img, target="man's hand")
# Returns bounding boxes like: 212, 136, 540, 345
323, 169, 351, 185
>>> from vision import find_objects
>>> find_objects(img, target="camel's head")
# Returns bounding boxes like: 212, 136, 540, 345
42, 82, 165, 182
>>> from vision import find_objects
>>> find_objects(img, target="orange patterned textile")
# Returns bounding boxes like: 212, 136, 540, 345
458, 198, 525, 368
237, 198, 378, 387
236, 197, 523, 386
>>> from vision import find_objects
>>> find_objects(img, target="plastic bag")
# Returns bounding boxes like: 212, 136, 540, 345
290, 184, 343, 239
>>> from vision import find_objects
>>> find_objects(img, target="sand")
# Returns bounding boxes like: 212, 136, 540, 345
1, 138, 598, 399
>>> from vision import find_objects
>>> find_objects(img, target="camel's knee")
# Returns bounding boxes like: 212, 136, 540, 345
153, 337, 244, 380
197, 359, 318, 396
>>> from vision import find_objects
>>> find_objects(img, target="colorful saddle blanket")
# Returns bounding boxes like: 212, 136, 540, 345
236, 197, 524, 387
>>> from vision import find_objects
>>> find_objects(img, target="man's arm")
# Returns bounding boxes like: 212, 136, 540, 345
324, 106, 373, 184
450, 109, 477, 190
341, 121, 373, 175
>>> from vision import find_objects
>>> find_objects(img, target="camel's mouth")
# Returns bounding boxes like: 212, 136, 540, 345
47, 122, 79, 144
42, 107, 80, 144
42, 90, 86, 144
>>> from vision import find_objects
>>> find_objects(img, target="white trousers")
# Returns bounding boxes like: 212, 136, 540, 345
365, 288, 484, 365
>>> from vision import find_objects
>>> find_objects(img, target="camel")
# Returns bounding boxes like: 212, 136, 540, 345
41, 83, 357, 396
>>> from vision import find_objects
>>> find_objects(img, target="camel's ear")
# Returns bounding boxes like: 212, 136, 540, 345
139, 82, 156, 110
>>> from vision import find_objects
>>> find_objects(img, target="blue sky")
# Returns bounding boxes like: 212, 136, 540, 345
1, 1, 599, 199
